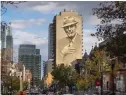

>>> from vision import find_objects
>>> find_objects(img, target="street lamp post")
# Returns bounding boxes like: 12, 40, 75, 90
1, 81, 3, 95
11, 75, 12, 95
9, 71, 13, 95
101, 71, 103, 95
20, 72, 23, 91
9, 62, 16, 95
111, 59, 115, 95
99, 61, 104, 95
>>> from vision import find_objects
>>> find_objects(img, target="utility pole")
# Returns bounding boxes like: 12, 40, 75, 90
110, 57, 116, 95
0, 56, 1, 95
101, 72, 103, 95
20, 72, 23, 91
111, 62, 115, 95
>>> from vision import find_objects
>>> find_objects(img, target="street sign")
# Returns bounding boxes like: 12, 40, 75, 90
96, 80, 100, 86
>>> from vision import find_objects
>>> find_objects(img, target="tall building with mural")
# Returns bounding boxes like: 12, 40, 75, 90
18, 44, 41, 87
48, 10, 83, 66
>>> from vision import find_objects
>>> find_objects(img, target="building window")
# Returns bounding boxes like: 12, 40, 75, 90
123, 63, 126, 68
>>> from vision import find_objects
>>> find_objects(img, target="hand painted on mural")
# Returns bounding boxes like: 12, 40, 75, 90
61, 43, 76, 56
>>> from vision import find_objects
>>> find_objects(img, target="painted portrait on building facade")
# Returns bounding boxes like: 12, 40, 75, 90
57, 15, 82, 65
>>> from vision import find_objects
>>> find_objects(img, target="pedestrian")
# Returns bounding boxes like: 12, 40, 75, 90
65, 86, 69, 93
72, 85, 76, 94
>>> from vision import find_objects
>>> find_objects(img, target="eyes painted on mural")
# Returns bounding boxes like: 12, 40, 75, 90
64, 24, 77, 38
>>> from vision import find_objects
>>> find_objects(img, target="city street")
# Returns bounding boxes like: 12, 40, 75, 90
1, 1, 126, 95
26, 91, 126, 95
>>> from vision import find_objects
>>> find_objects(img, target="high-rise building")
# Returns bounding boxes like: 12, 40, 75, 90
48, 24, 54, 59
6, 25, 13, 61
1, 23, 13, 81
43, 61, 46, 77
1, 23, 6, 49
44, 59, 53, 76
18, 44, 41, 86
48, 10, 83, 66
1, 24, 7, 76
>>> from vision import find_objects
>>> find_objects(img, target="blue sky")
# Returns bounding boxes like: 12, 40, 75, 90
1, 1, 103, 77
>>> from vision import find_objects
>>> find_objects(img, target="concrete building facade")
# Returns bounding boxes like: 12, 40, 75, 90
48, 10, 83, 66
25, 69, 32, 82
99, 40, 126, 92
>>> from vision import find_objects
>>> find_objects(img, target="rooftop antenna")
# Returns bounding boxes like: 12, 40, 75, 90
7, 22, 12, 36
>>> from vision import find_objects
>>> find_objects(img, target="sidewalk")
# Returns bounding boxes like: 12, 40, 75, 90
116, 92, 126, 95
107, 91, 126, 95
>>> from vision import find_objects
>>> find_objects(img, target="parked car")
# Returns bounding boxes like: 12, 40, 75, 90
42, 89, 48, 94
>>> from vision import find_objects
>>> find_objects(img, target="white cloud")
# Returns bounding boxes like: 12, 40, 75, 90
30, 2, 77, 14
90, 16, 101, 25
111, 19, 123, 24
83, 29, 99, 54
31, 2, 57, 14
9, 1, 103, 60
13, 30, 48, 46
11, 18, 46, 29
84, 16, 101, 26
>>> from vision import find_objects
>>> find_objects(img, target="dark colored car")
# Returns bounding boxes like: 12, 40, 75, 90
42, 89, 48, 94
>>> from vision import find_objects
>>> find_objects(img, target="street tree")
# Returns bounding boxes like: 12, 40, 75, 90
76, 77, 89, 90
23, 81, 29, 90
1, 1, 26, 32
84, 49, 119, 89
92, 1, 126, 62
51, 64, 77, 90
4, 76, 20, 91
1, 1, 26, 15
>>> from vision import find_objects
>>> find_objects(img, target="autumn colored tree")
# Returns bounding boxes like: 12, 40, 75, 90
23, 81, 29, 90
76, 77, 89, 90
82, 49, 119, 90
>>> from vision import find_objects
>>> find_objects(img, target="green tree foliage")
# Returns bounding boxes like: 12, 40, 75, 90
51, 50, 119, 90
92, 1, 126, 62
39, 79, 45, 89
76, 77, 89, 90
1, 1, 26, 15
51, 64, 77, 89
4, 76, 20, 91
1, 1, 26, 32
23, 81, 29, 90
83, 49, 119, 89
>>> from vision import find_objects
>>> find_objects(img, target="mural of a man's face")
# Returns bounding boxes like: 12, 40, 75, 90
64, 24, 77, 38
